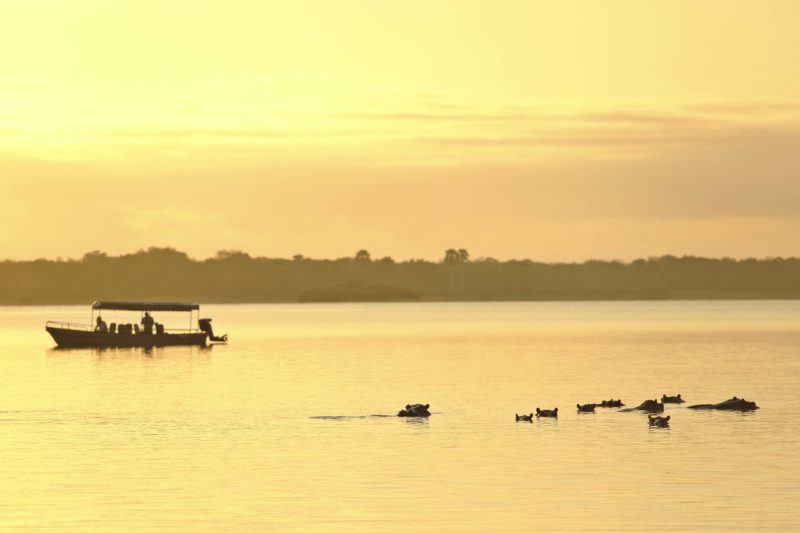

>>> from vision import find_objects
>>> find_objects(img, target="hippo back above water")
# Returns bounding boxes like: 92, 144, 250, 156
398, 403, 431, 417
599, 399, 624, 408
688, 396, 758, 412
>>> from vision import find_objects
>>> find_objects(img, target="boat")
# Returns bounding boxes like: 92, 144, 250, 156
46, 301, 227, 348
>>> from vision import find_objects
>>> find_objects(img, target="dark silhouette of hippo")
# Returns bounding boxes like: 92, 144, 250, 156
397, 403, 431, 417
661, 394, 685, 404
516, 413, 533, 422
648, 415, 670, 428
536, 407, 558, 418
577, 403, 596, 413
599, 399, 624, 408
622, 399, 664, 413
688, 396, 759, 412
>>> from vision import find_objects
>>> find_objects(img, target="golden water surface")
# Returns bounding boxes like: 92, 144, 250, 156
1, 302, 799, 531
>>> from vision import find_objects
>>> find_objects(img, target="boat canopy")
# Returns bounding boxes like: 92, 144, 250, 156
92, 301, 200, 312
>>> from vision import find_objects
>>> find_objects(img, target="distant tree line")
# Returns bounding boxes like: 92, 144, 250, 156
1, 247, 800, 305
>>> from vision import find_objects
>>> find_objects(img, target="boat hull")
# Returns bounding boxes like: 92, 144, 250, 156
47, 327, 207, 348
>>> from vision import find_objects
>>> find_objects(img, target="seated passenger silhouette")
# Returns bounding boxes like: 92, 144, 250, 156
95, 316, 108, 333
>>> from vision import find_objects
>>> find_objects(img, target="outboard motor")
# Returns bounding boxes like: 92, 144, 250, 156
198, 318, 227, 342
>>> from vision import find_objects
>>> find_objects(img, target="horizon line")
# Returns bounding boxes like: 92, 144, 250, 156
4, 246, 800, 265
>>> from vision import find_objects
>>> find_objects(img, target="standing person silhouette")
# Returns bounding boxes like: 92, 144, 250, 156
141, 311, 155, 335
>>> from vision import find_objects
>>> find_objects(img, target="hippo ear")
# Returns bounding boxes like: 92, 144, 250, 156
425, 404, 429, 409
405, 404, 411, 409
577, 404, 580, 409
554, 407, 558, 412
677, 394, 681, 399
665, 416, 670, 421
536, 408, 540, 413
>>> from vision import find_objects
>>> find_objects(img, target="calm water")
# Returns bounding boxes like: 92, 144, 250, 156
1, 302, 799, 531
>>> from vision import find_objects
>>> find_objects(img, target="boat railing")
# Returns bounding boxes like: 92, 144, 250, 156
46, 321, 93, 331
163, 327, 202, 334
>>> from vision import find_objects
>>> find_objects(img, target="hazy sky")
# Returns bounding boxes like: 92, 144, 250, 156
2, 0, 800, 261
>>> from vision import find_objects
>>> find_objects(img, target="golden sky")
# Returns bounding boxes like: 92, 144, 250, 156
2, 0, 800, 261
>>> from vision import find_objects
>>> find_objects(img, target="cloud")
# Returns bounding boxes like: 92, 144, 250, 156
327, 111, 530, 123
99, 129, 288, 139
559, 111, 718, 126
421, 122, 798, 149
683, 102, 800, 116
324, 99, 800, 126
4, 98, 800, 262
3, 99, 800, 163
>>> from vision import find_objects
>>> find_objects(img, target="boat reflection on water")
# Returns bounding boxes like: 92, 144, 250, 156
48, 343, 217, 358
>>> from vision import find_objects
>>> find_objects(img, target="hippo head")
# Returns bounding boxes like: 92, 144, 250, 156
648, 415, 671, 427
740, 399, 758, 410
398, 403, 431, 417
719, 397, 758, 411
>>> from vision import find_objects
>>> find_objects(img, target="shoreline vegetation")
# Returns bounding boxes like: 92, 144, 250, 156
3, 247, 800, 305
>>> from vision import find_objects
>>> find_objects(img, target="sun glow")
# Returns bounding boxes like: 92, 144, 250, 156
2, 0, 799, 261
